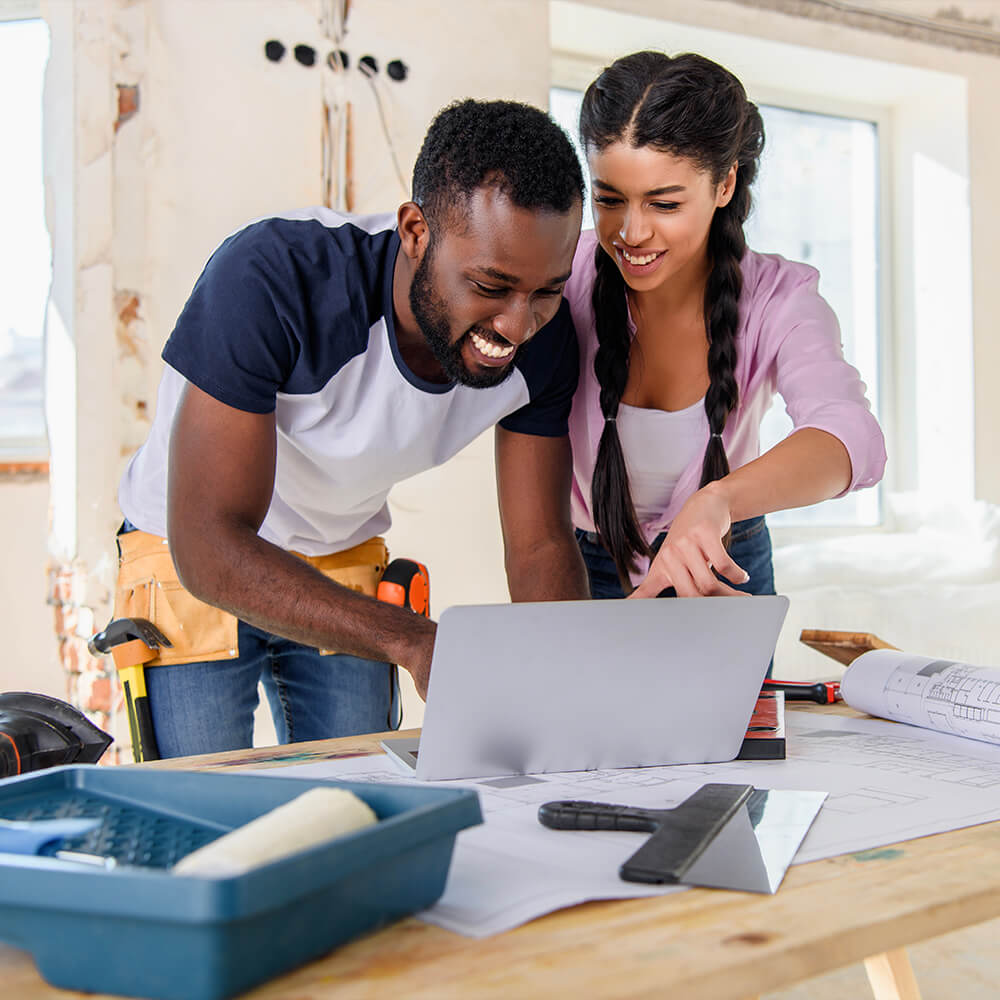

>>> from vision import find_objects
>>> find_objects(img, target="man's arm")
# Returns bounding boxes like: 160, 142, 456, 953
167, 382, 436, 696
495, 426, 590, 601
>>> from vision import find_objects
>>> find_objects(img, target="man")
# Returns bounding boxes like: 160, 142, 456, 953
114, 99, 590, 757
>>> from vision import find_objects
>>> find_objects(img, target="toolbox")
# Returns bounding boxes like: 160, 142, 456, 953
0, 764, 482, 1000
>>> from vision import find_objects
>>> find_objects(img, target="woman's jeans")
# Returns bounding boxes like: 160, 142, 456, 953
575, 515, 775, 601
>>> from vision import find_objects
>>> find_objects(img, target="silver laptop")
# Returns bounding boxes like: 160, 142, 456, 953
382, 595, 789, 780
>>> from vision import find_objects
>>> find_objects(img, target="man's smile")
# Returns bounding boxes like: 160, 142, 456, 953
469, 329, 516, 364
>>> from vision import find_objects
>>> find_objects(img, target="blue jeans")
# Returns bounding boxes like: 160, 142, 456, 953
575, 515, 776, 601
117, 520, 399, 759
144, 620, 400, 758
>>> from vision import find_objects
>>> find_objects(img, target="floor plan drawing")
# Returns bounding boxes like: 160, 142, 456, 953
841, 649, 1000, 746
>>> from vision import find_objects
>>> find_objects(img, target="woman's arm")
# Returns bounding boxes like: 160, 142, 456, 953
708, 426, 852, 523
631, 261, 882, 600
630, 427, 850, 598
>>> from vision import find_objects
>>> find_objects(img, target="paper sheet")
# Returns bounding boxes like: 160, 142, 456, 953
252, 712, 1000, 937
842, 649, 1000, 746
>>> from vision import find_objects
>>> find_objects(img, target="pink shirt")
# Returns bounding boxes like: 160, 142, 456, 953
565, 230, 887, 545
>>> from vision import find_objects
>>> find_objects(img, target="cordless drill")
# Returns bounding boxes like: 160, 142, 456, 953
0, 692, 112, 777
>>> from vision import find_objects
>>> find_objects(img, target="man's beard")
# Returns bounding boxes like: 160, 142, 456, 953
409, 247, 515, 389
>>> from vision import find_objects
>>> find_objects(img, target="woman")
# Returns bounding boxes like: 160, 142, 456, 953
565, 51, 886, 599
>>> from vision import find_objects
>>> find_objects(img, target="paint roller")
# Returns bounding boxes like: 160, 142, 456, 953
173, 787, 377, 878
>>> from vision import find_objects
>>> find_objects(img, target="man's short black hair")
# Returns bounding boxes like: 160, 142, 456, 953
412, 99, 584, 229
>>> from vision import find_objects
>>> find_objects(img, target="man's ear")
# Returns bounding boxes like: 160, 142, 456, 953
397, 202, 430, 261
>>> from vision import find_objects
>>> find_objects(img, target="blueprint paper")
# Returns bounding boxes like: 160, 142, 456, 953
842, 649, 1000, 746
254, 712, 1000, 937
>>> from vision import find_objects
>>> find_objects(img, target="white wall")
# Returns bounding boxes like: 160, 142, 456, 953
0, 482, 63, 696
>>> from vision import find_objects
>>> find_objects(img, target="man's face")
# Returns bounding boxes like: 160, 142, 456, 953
409, 187, 582, 388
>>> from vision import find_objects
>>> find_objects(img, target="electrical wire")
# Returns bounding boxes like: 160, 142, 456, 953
320, 0, 348, 210
360, 68, 409, 197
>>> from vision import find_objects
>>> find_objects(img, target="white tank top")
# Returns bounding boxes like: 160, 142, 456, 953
616, 399, 707, 523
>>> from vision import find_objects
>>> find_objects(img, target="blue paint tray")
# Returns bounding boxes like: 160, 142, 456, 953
0, 764, 482, 999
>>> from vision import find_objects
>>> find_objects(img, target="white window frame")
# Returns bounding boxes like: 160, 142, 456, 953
746, 86, 893, 539
0, 0, 49, 464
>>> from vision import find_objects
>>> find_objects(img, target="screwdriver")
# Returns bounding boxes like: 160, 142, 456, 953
762, 679, 842, 704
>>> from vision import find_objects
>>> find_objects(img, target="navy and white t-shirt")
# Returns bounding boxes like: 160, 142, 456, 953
118, 208, 579, 556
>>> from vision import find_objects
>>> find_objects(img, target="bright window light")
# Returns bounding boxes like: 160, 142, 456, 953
750, 105, 880, 527
0, 17, 50, 460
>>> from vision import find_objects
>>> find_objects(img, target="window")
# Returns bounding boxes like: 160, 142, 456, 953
0, 14, 50, 461
749, 104, 880, 527
549, 88, 882, 528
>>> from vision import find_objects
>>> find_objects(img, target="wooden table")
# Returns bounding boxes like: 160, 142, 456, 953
4, 706, 1000, 1000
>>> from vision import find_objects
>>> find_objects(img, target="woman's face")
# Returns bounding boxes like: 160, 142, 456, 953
587, 142, 736, 294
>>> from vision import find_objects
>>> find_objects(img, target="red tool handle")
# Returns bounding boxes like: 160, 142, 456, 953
763, 679, 842, 704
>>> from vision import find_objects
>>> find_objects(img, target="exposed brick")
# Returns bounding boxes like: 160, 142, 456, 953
48, 556, 120, 763
115, 83, 139, 132
48, 567, 75, 605
79, 673, 113, 715
61, 639, 81, 675
115, 290, 143, 359
52, 604, 80, 639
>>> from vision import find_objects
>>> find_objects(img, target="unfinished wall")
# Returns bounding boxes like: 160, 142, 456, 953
36, 0, 551, 741
24, 0, 1000, 746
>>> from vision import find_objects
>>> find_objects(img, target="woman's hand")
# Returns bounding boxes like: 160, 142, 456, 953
629, 484, 749, 598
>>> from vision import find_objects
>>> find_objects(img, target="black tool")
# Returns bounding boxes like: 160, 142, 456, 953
540, 784, 752, 884
0, 692, 112, 778
89, 617, 172, 762
539, 782, 827, 893
763, 679, 842, 704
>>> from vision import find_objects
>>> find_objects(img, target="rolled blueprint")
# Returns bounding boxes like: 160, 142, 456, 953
173, 787, 377, 877
841, 649, 1000, 747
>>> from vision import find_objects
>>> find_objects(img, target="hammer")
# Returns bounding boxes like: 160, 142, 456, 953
89, 618, 172, 762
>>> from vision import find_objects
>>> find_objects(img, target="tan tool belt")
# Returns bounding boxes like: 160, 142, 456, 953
114, 529, 388, 666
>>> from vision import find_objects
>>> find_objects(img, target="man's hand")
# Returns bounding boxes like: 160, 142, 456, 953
400, 620, 435, 701
629, 484, 749, 599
